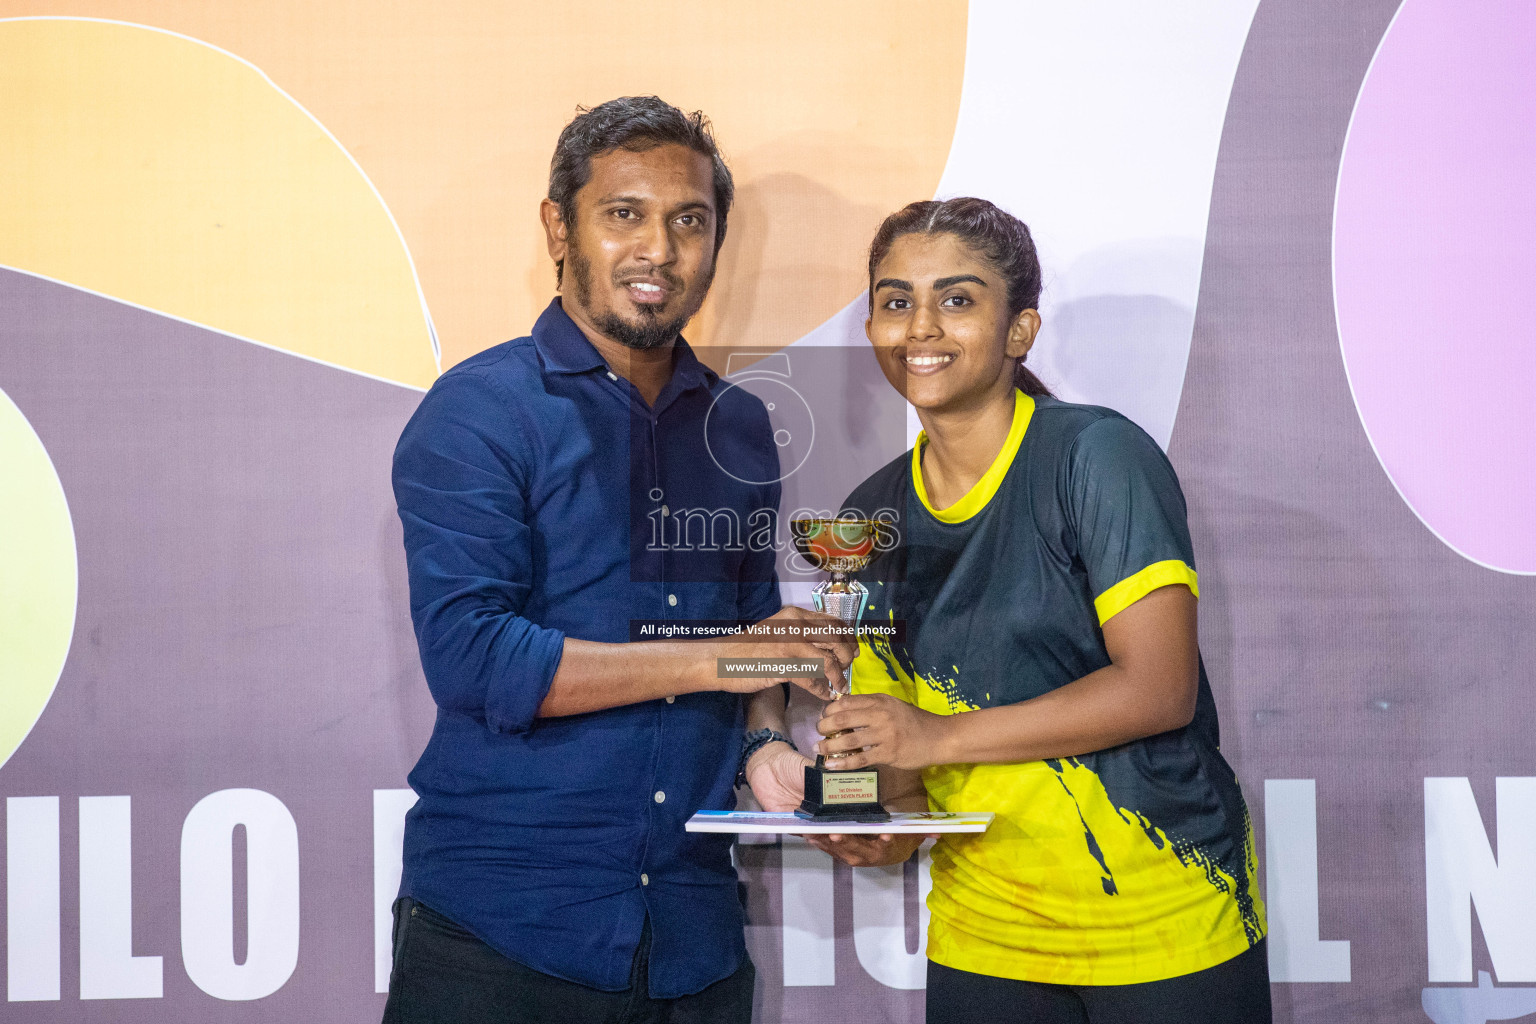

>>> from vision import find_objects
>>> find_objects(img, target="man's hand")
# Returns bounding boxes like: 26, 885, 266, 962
716, 606, 858, 701
815, 693, 948, 771
744, 741, 812, 813
804, 831, 928, 867
766, 605, 859, 670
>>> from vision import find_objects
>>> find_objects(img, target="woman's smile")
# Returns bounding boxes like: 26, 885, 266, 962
903, 349, 959, 373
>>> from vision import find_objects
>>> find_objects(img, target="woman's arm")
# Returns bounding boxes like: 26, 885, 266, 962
815, 583, 1198, 770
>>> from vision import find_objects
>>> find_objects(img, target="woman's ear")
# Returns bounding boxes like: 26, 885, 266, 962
1005, 309, 1041, 360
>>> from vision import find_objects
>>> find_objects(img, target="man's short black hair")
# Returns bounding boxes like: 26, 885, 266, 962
548, 96, 734, 284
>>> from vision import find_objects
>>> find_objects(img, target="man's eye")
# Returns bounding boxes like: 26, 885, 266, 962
677, 214, 700, 227
613, 209, 636, 220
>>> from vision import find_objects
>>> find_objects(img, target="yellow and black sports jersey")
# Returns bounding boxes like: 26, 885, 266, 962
846, 390, 1265, 985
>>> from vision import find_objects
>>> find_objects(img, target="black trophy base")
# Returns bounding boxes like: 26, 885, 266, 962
794, 759, 891, 823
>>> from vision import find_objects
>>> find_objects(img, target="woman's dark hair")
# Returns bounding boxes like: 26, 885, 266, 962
866, 197, 1052, 397
548, 96, 734, 285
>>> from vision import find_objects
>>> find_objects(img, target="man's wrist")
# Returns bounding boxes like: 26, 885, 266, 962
671, 643, 716, 696
737, 728, 796, 787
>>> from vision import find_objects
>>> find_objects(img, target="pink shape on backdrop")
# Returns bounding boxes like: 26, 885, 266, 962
1334, 0, 1536, 573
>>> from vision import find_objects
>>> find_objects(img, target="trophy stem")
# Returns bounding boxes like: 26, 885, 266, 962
789, 518, 892, 823
810, 576, 867, 702
811, 577, 867, 623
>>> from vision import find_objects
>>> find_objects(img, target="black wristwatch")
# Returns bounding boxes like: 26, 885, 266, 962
736, 728, 797, 787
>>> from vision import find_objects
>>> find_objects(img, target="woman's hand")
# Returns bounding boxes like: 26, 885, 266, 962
800, 766, 931, 866
805, 831, 928, 867
814, 693, 949, 771
744, 741, 813, 813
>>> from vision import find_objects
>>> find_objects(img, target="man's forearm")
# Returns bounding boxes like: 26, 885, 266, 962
536, 638, 713, 718
745, 684, 791, 735
535, 606, 855, 720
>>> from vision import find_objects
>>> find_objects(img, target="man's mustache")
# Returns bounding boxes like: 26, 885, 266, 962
613, 267, 683, 288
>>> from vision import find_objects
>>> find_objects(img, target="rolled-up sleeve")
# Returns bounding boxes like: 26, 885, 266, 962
392, 371, 565, 733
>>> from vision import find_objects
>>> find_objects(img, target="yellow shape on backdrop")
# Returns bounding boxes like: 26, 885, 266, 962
0, 389, 77, 770
0, 18, 437, 389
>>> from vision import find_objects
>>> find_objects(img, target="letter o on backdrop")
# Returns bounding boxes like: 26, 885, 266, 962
180, 789, 300, 1000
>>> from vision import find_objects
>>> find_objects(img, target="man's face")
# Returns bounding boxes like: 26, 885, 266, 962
547, 144, 719, 350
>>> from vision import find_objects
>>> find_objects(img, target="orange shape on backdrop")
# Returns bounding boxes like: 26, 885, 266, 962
0, 3, 966, 372
0, 18, 438, 388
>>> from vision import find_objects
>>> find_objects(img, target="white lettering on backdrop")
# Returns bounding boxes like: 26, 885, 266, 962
1264, 779, 1351, 982
79, 795, 162, 999
179, 788, 300, 1000
17, 781, 1536, 1002
6, 796, 60, 1002
1425, 777, 1536, 983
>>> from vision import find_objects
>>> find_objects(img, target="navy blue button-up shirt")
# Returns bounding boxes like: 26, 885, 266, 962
391, 300, 782, 997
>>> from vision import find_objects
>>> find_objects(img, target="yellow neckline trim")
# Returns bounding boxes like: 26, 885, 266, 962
912, 390, 1035, 524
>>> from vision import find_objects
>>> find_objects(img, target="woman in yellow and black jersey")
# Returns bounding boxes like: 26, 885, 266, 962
807, 198, 1272, 1023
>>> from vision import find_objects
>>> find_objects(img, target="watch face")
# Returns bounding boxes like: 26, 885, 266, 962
704, 376, 816, 485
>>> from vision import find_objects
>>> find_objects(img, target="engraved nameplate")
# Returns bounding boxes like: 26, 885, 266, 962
821, 772, 880, 804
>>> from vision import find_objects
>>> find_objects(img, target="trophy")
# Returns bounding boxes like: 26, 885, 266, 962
789, 517, 891, 823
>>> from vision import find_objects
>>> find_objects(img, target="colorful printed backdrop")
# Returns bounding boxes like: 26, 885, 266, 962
1, 3, 1532, 1022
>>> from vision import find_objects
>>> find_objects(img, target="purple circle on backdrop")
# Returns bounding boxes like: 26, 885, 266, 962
1334, 0, 1536, 573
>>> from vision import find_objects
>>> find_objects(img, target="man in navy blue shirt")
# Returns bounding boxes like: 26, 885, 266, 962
383, 97, 844, 1023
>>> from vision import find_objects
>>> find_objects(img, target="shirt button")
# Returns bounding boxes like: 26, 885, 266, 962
667, 594, 678, 607
654, 790, 666, 804
641, 873, 649, 886
665, 696, 675, 704
661, 504, 669, 516
606, 371, 618, 381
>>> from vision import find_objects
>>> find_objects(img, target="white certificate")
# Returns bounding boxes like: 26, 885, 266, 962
685, 810, 994, 835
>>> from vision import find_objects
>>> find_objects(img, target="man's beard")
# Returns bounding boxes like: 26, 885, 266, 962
568, 242, 711, 351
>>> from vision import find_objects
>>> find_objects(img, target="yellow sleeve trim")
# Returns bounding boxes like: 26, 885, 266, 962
1093, 559, 1199, 626
912, 389, 1035, 523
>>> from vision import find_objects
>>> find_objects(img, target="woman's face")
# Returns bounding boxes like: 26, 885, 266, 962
865, 232, 1036, 415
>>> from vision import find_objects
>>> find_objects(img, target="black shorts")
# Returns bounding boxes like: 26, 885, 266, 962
926, 940, 1272, 1024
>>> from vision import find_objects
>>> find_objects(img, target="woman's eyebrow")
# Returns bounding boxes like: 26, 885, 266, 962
874, 277, 912, 291
933, 274, 987, 289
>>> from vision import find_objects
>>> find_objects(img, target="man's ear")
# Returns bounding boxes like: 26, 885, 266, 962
540, 198, 568, 262
1005, 308, 1041, 360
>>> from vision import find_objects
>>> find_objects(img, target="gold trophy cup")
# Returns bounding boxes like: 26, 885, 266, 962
790, 518, 891, 823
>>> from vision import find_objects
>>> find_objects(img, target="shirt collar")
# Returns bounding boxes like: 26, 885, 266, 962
531, 298, 607, 374
531, 297, 719, 392
668, 333, 719, 393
